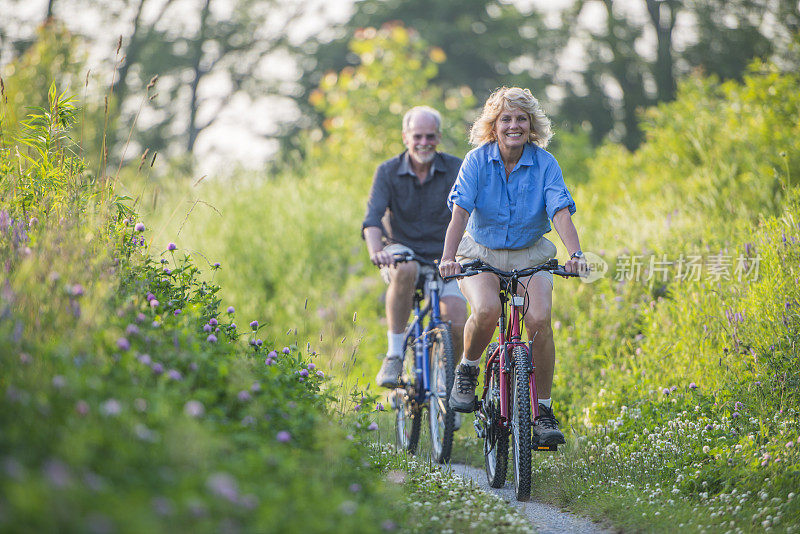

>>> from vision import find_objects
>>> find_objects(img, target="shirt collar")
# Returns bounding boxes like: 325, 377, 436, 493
399, 151, 440, 178
486, 142, 536, 167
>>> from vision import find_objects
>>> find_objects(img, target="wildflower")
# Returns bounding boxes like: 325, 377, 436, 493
189, 362, 198, 372
209, 318, 218, 326
100, 399, 122, 416
787, 441, 794, 449
308, 363, 316, 370
368, 422, 379, 431
151, 362, 164, 375
256, 339, 263, 346
70, 284, 85, 297
43, 459, 71, 488
735, 401, 743, 409
662, 388, 670, 396
755, 381, 761, 386
75, 400, 89, 416
227, 306, 235, 314
167, 370, 182, 381
702, 445, 710, 454
349, 483, 361, 493
277, 431, 291, 443
206, 473, 239, 503
168, 243, 177, 251
282, 347, 290, 354
376, 402, 385, 411
317, 371, 325, 378
265, 358, 274, 366
268, 350, 278, 358
52, 375, 66, 389
206, 334, 217, 343
160, 258, 168, 264
184, 400, 204, 417
250, 320, 258, 330
299, 369, 309, 377
163, 268, 172, 275
251, 382, 261, 392
116, 337, 131, 351
150, 299, 159, 308
382, 520, 398, 531
213, 262, 221, 268
203, 324, 212, 332
689, 382, 697, 390
126, 324, 140, 336
134, 223, 145, 232
138, 353, 152, 365
732, 411, 740, 418
670, 385, 677, 392
230, 323, 236, 329
146, 292, 155, 301
237, 390, 251, 402
173, 309, 181, 316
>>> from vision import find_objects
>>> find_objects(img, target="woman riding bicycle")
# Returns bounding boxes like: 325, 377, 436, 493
438, 86, 587, 446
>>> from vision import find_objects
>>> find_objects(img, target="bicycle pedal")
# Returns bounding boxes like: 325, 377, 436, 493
531, 443, 558, 451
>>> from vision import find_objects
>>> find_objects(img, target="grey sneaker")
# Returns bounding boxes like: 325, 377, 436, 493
532, 404, 566, 446
449, 364, 479, 413
376, 354, 403, 388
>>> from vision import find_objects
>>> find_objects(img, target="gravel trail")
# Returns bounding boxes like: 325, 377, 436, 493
450, 463, 612, 534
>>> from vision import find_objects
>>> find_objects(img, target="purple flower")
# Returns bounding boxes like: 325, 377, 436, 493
116, 337, 131, 351
662, 388, 670, 396
227, 306, 235, 314
689, 382, 698, 390
150, 299, 159, 308
230, 323, 236, 329
101, 399, 122, 416
167, 370, 182, 381
298, 377, 305, 382
237, 390, 251, 402
251, 382, 262, 392
755, 381, 762, 387
670, 385, 677, 392
376, 403, 385, 411
299, 369, 309, 377
185, 401, 204, 417
735, 401, 743, 409
126, 324, 140, 336
308, 363, 316, 370
70, 284, 85, 297
206, 334, 217, 343
276, 431, 291, 443
282, 347, 290, 354
265, 358, 274, 366
136, 312, 146, 322
138, 353, 152, 365
160, 258, 168, 264
349, 483, 361, 493
250, 320, 258, 330
209, 318, 218, 326
316, 371, 325, 378
146, 292, 155, 302
255, 339, 263, 347
134, 222, 145, 232
206, 473, 239, 503
168, 243, 177, 251
75, 400, 89, 416
368, 422, 379, 431
705, 424, 713, 431
213, 262, 221, 268
189, 362, 198, 372
268, 350, 278, 358
173, 309, 181, 316
52, 375, 66, 388
732, 411, 740, 418
163, 268, 172, 275
151, 362, 164, 375
203, 324, 212, 332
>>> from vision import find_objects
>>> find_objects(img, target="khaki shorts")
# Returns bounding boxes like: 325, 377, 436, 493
455, 233, 557, 287
380, 244, 466, 301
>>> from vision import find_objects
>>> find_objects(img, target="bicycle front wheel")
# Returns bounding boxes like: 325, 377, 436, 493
396, 340, 421, 453
428, 323, 455, 464
510, 345, 532, 501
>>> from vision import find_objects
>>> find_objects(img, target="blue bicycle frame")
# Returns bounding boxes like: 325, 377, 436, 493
404, 271, 444, 404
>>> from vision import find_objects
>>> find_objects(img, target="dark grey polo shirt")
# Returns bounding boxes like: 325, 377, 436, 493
362, 151, 463, 261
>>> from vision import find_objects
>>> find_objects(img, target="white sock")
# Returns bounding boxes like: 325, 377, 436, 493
539, 398, 552, 408
460, 357, 480, 368
387, 332, 405, 357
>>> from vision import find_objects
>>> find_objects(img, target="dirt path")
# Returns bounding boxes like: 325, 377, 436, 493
450, 463, 612, 534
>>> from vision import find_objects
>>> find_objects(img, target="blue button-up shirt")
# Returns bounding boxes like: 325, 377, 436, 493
447, 142, 576, 250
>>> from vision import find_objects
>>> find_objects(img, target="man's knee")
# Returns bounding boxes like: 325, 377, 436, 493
526, 315, 553, 340
472, 301, 501, 329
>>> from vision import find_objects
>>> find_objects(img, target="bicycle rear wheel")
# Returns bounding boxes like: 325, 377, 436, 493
428, 323, 455, 464
510, 345, 532, 501
396, 339, 421, 453
482, 342, 508, 488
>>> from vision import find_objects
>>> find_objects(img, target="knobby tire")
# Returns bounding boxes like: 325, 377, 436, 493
396, 338, 421, 453
483, 342, 508, 488
510, 345, 532, 501
429, 323, 456, 464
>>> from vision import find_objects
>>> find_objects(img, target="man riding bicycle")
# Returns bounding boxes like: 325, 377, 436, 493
362, 106, 468, 390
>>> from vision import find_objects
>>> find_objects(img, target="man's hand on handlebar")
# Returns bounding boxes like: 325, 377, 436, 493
438, 258, 462, 278
370, 249, 396, 267
563, 256, 588, 276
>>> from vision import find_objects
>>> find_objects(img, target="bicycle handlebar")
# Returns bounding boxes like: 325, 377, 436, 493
389, 251, 437, 268
442, 258, 581, 281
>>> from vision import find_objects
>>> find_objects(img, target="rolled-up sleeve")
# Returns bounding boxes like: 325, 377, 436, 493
362, 165, 391, 235
448, 152, 479, 213
543, 158, 576, 220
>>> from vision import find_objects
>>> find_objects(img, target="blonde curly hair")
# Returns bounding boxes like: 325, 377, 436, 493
469, 86, 553, 148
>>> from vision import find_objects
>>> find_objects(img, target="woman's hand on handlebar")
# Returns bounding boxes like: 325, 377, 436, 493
563, 256, 588, 276
438, 258, 462, 278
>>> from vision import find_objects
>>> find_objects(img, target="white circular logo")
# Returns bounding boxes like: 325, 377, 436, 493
580, 251, 608, 284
